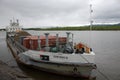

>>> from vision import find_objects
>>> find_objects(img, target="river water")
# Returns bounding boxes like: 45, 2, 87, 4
0, 31, 120, 80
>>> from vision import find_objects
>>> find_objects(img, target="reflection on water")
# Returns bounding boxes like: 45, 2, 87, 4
0, 31, 120, 80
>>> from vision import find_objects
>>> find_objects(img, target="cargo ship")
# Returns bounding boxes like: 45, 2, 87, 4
6, 19, 96, 78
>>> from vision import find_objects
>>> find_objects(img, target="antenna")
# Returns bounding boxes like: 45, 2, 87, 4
89, 1, 93, 31
16, 19, 19, 25
10, 20, 12, 26
89, 0, 93, 47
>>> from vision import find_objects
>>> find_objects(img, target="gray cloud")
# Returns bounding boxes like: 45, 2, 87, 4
92, 0, 120, 23
0, 0, 120, 28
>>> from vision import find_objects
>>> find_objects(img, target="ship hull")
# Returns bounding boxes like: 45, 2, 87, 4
6, 36, 96, 78
29, 59, 96, 78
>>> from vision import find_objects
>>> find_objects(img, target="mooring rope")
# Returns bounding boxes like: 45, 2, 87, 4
79, 54, 111, 80
87, 0, 111, 80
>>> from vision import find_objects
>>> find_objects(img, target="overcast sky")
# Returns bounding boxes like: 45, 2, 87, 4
0, 0, 120, 28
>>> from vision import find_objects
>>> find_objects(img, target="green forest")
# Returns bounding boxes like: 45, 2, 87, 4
1, 24, 120, 31
24, 24, 120, 31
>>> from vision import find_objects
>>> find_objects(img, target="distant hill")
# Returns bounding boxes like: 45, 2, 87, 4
115, 23, 120, 26
93, 23, 120, 27
24, 23, 120, 31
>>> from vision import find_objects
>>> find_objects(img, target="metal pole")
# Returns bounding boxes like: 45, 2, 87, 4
90, 4, 93, 31
72, 33, 74, 46
56, 33, 59, 50
38, 35, 41, 50
89, 0, 93, 47
66, 32, 70, 44
44, 33, 49, 51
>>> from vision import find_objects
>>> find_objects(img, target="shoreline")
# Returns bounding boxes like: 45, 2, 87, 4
0, 60, 33, 80
24, 29, 120, 31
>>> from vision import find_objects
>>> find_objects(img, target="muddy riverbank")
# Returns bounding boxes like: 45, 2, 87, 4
0, 60, 33, 80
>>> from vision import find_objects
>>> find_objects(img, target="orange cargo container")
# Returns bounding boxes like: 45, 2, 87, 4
40, 39, 46, 47
25, 35, 67, 49
49, 36, 56, 46
30, 38, 38, 50
59, 37, 67, 44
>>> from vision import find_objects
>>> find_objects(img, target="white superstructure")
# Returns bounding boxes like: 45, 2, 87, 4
6, 19, 22, 32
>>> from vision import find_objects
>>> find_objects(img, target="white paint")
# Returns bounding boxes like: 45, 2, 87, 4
6, 20, 22, 32
24, 50, 95, 64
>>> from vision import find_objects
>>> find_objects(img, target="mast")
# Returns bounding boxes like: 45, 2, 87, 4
89, 0, 93, 47
89, 1, 93, 31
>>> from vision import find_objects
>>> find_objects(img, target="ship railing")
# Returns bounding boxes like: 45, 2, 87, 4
8, 36, 28, 53
15, 41, 28, 52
